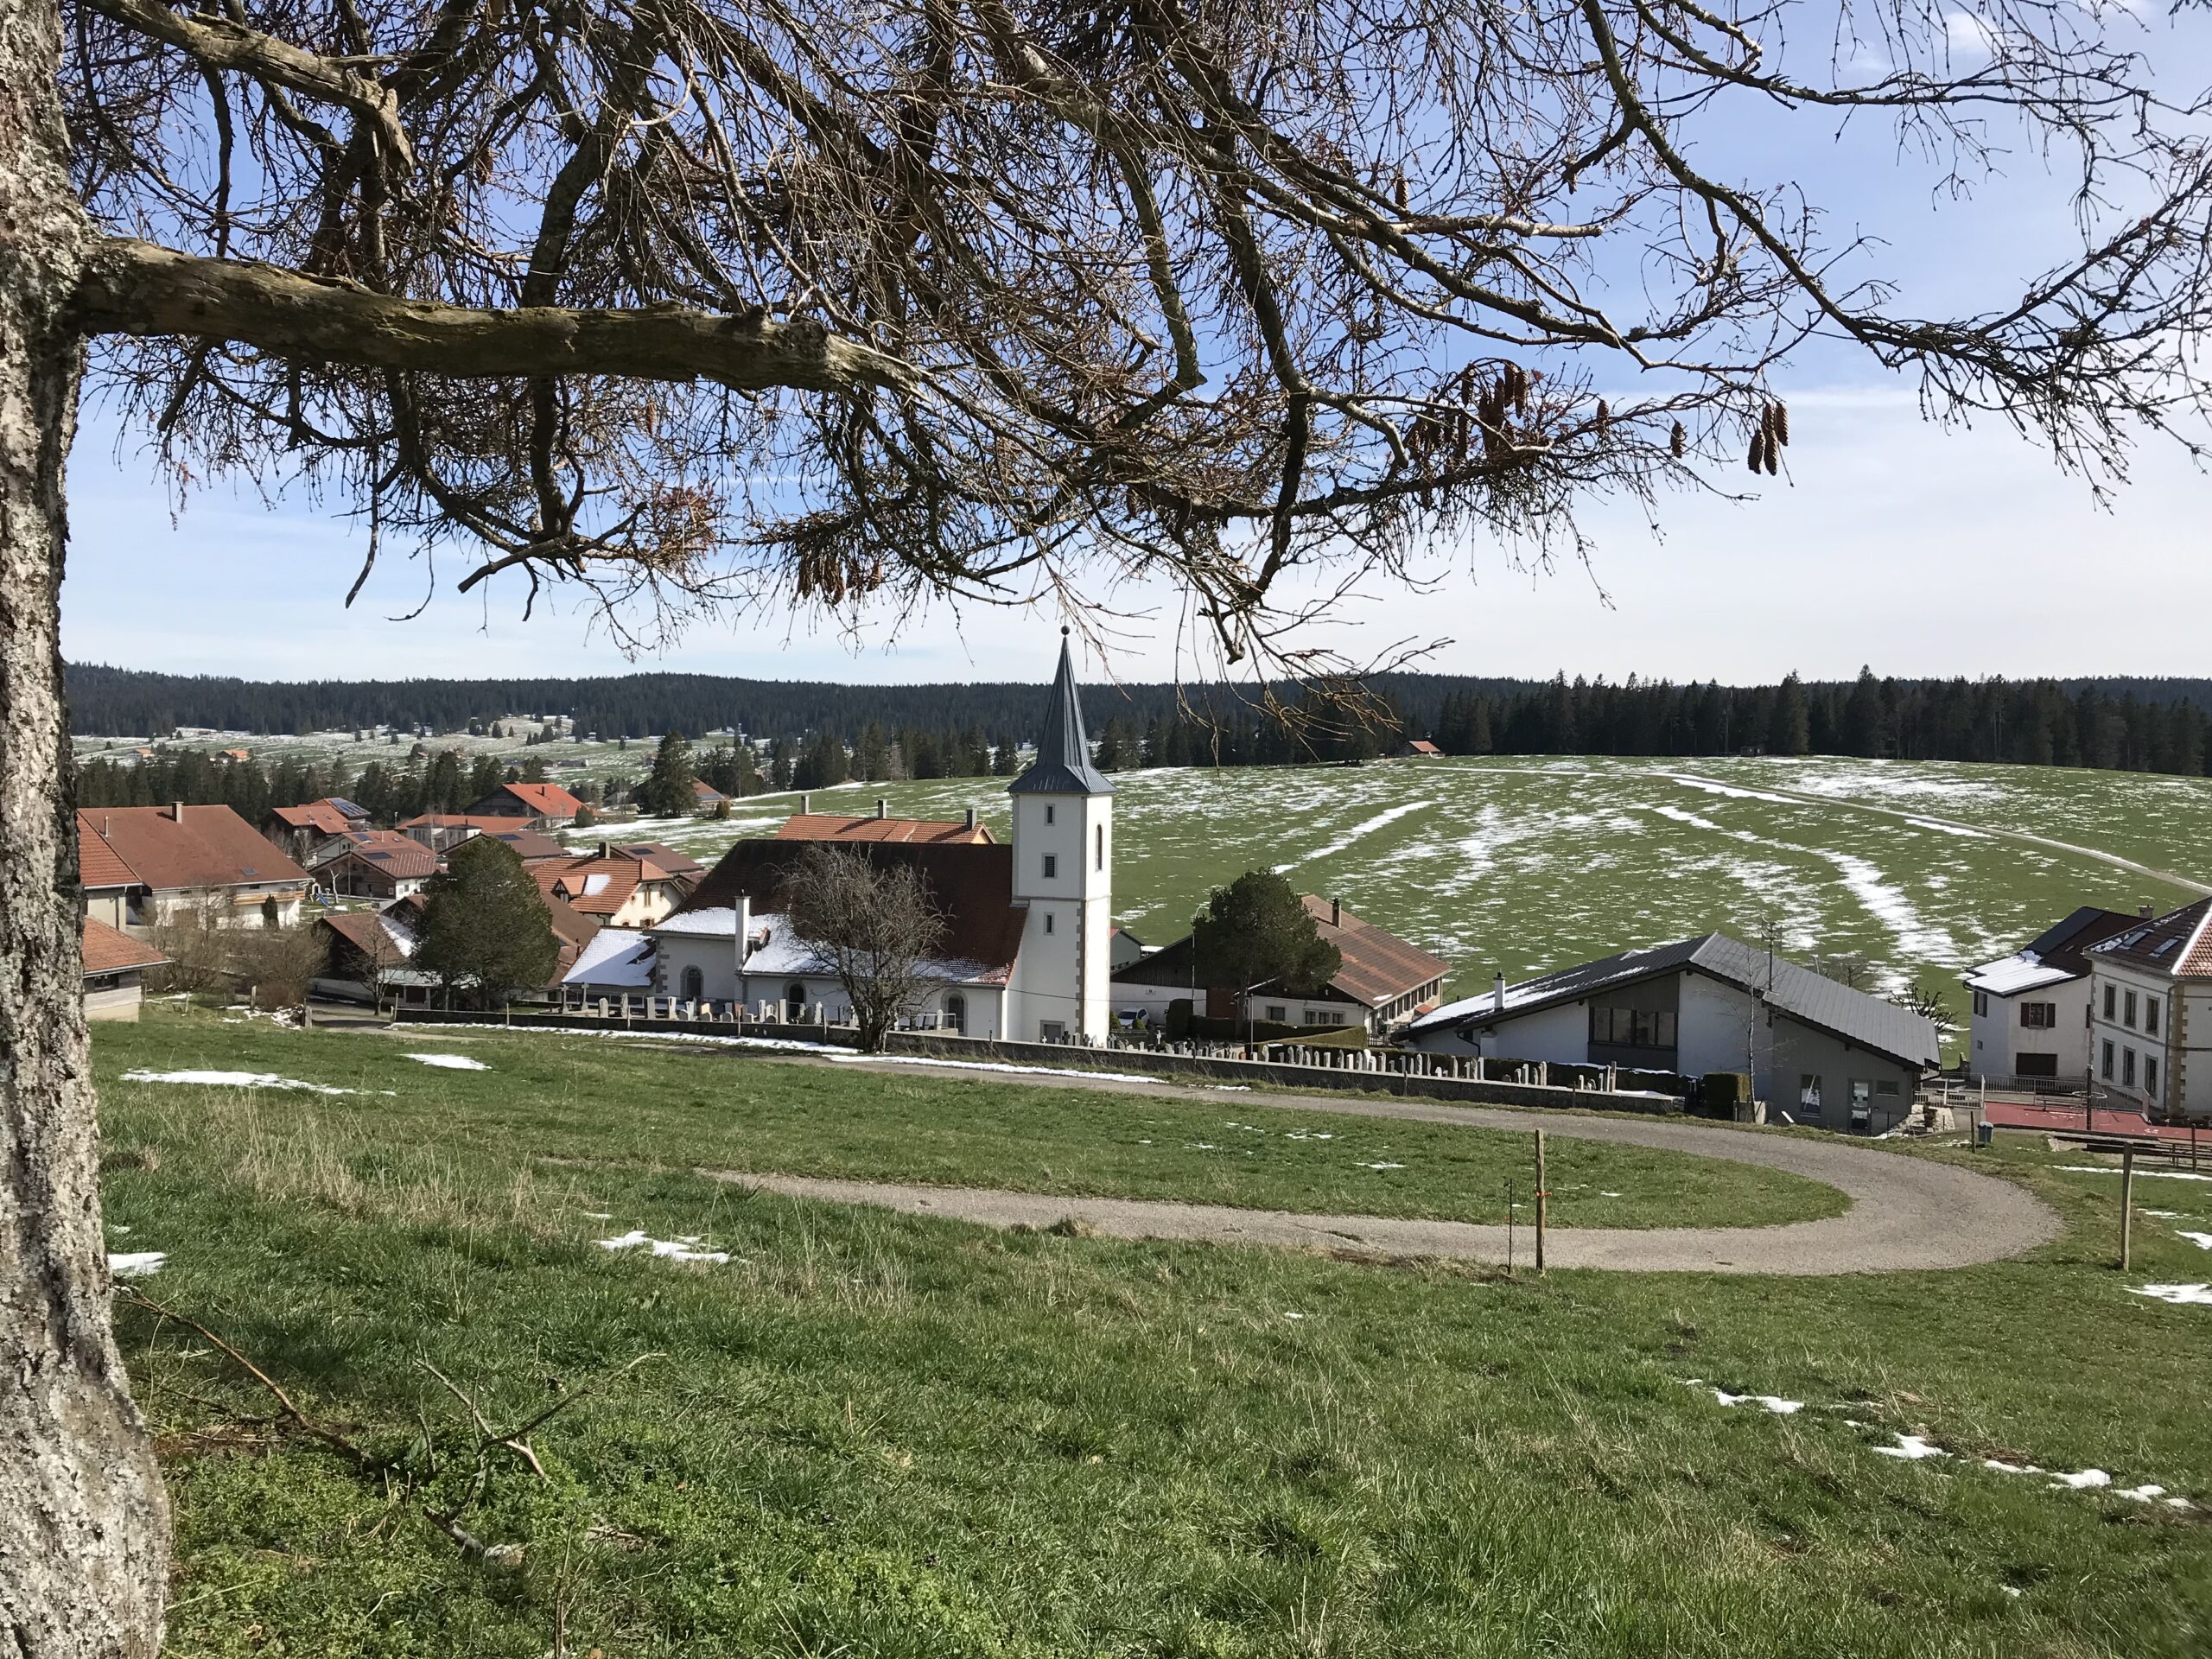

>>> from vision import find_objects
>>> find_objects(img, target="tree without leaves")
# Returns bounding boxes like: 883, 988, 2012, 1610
1192, 870, 1342, 1019
413, 837, 561, 1006
10, 0, 2212, 1646
777, 844, 949, 1051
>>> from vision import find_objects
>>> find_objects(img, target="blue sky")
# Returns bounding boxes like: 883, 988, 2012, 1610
60, 9, 2211, 689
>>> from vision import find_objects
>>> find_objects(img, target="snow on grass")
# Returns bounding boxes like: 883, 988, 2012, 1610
1272, 799, 1433, 872
598, 1230, 731, 1265
2059, 1166, 2212, 1182
107, 1251, 166, 1277
1681, 1381, 1804, 1414
1873, 1435, 1948, 1460
1647, 803, 1725, 833
2131, 1283, 2212, 1305
1356, 1161, 1408, 1171
1661, 774, 1802, 805
1902, 816, 1993, 839
2047, 1469, 2111, 1491
120, 1068, 391, 1096
405, 1052, 487, 1071
2178, 1232, 2212, 1249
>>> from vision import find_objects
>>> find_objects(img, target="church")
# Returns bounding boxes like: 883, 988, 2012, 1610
645, 631, 1115, 1040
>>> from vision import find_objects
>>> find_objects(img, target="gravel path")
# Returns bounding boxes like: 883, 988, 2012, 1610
712, 1059, 2060, 1274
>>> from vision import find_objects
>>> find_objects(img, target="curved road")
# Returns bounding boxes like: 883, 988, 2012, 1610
713, 1054, 2061, 1274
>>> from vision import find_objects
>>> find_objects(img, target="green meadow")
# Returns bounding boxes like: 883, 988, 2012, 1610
101, 1013, 2212, 1657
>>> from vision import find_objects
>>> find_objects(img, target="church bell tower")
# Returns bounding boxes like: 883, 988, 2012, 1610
1007, 628, 1114, 1040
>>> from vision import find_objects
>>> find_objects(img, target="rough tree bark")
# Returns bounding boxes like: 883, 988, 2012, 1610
0, 5, 170, 1655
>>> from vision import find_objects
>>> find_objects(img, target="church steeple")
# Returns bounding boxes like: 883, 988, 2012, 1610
1009, 627, 1114, 796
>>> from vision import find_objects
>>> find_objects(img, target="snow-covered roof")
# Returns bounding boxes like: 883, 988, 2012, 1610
652, 906, 1007, 985
1961, 953, 2076, 996
563, 928, 656, 988
652, 906, 741, 937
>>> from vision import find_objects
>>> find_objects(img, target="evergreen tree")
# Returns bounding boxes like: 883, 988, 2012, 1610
639, 730, 700, 817
415, 837, 559, 1006
1768, 672, 1811, 755
1192, 870, 1344, 1022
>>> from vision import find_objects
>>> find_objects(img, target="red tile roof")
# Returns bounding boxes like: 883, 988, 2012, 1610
75, 817, 141, 889
324, 832, 441, 880
79, 804, 309, 893
1301, 895, 1451, 1007
615, 842, 705, 876
82, 917, 167, 976
776, 813, 994, 844
2094, 898, 2212, 978
484, 781, 584, 819
271, 799, 359, 836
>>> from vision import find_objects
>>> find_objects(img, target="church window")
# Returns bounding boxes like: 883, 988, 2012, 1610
1043, 854, 1058, 879
1096, 825, 1104, 869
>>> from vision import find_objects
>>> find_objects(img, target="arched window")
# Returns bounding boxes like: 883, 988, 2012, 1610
944, 994, 966, 1034
785, 982, 808, 1021
680, 965, 704, 1002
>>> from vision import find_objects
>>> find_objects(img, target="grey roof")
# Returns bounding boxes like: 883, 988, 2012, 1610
1008, 632, 1113, 796
1413, 931, 1941, 1070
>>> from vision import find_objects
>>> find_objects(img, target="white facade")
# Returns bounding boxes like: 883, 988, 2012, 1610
2086, 960, 2212, 1119
1967, 975, 2091, 1084
1003, 791, 1112, 1041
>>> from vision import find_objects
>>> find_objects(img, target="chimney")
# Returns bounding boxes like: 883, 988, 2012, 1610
2141, 901, 2157, 919
876, 798, 887, 819
964, 807, 977, 832
1331, 897, 1342, 927
1492, 972, 1506, 1014
169, 801, 184, 822
799, 792, 810, 815
598, 840, 611, 861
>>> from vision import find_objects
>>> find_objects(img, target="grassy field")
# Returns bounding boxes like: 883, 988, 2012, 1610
103, 1013, 2212, 1657
607, 755, 2212, 1032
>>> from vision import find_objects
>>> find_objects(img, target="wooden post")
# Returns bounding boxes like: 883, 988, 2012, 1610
1535, 1129, 1548, 1276
1505, 1177, 1515, 1277
2120, 1146, 2136, 1271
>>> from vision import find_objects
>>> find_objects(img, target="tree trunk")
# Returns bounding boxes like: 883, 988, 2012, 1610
0, 2, 170, 1651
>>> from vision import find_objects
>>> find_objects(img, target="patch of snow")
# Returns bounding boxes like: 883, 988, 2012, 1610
120, 1068, 391, 1096
1357, 1161, 1408, 1171
2117, 1484, 2169, 1502
107, 1251, 166, 1278
1983, 1459, 2045, 1475
1282, 1312, 1306, 1320
1902, 816, 1993, 840
2177, 1232, 2212, 1249
597, 1230, 730, 1265
1681, 1380, 1803, 1414
1999, 1586, 2023, 1599
405, 1052, 487, 1071
1662, 774, 1802, 805
1874, 1435, 1948, 1460
1272, 800, 1433, 872
2061, 1166, 2212, 1182
1600, 1191, 1624, 1198
2048, 1469, 2111, 1491
2131, 1283, 2212, 1305
1648, 803, 1724, 833
2141, 1209, 2183, 1219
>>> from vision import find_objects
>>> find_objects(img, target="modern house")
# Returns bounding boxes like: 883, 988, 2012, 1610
467, 780, 585, 829
2084, 899, 2212, 1121
81, 918, 167, 1020
1109, 897, 1448, 1036
78, 803, 313, 929
650, 632, 1113, 1039
264, 798, 372, 864
1961, 906, 2141, 1085
1404, 933, 1941, 1133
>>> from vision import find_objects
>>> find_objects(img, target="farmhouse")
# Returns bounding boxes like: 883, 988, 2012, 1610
79, 803, 313, 928
2084, 899, 2212, 1122
1961, 906, 2141, 1086
312, 908, 421, 1005
76, 816, 143, 929
467, 779, 585, 828
1404, 934, 1941, 1133
651, 632, 1112, 1039
1110, 897, 1448, 1036
1400, 739, 1445, 758
80, 918, 166, 1021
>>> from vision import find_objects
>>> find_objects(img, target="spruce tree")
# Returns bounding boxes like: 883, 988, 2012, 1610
415, 837, 560, 1006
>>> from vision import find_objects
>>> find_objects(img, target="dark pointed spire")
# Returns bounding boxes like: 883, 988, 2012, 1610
1009, 627, 1113, 795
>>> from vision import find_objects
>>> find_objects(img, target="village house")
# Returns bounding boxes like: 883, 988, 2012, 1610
1961, 906, 2141, 1086
645, 632, 1111, 1039
398, 813, 571, 862
312, 907, 422, 1006
1109, 897, 1447, 1036
2084, 899, 2212, 1121
1404, 933, 1941, 1133
76, 816, 143, 930
263, 797, 371, 864
316, 830, 442, 901
78, 803, 313, 929
81, 918, 167, 1021
1399, 739, 1445, 758
535, 843, 696, 928
467, 779, 586, 829
691, 779, 729, 812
